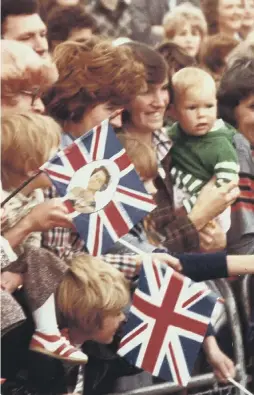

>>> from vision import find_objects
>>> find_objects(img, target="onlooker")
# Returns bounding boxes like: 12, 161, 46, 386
201, 0, 244, 38
130, 0, 202, 47
200, 33, 238, 86
119, 41, 238, 253
130, 0, 169, 46
47, 5, 97, 52
85, 0, 132, 39
218, 57, 254, 254
226, 36, 254, 66
1, 40, 58, 115
157, 40, 196, 78
240, 0, 254, 39
1, 112, 88, 363
163, 2, 207, 59
1, 0, 49, 58
168, 67, 239, 233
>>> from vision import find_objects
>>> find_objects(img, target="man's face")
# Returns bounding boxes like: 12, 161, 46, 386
2, 13, 49, 58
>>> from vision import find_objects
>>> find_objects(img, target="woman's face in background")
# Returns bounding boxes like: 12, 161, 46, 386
128, 80, 170, 133
171, 23, 202, 58
241, 0, 254, 31
234, 93, 254, 144
217, 0, 244, 35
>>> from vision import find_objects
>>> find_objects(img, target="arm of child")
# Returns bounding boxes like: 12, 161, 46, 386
214, 141, 240, 187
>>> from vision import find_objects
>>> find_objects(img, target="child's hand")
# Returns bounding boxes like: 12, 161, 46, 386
0, 271, 23, 293
26, 198, 73, 232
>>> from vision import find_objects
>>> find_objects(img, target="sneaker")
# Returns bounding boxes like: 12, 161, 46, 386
29, 331, 88, 364
0, 379, 6, 385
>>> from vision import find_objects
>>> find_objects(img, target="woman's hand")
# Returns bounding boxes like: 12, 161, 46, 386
199, 221, 226, 252
203, 336, 236, 383
188, 179, 239, 231
135, 253, 182, 273
0, 271, 23, 293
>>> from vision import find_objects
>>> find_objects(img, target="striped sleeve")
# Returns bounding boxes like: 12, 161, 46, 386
214, 161, 240, 187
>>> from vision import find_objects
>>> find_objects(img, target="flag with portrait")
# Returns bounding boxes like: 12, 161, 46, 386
41, 119, 156, 255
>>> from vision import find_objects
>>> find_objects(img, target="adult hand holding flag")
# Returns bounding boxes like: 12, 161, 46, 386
117, 256, 219, 387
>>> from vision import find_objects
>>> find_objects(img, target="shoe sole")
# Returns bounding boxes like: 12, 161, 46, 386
30, 346, 88, 364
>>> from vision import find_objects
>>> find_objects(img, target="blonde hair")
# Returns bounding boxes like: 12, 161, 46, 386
172, 66, 216, 101
163, 2, 207, 43
57, 254, 130, 334
1, 40, 58, 105
1, 112, 61, 190
117, 133, 158, 181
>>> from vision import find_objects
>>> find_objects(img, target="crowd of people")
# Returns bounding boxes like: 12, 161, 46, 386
1, 0, 254, 394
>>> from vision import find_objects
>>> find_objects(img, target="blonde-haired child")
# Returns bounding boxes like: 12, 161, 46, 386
1, 112, 88, 363
57, 253, 130, 343
163, 2, 207, 59
168, 67, 239, 232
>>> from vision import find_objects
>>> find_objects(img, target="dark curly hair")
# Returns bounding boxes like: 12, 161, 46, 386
217, 57, 254, 127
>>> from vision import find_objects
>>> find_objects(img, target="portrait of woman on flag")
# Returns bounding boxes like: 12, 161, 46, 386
68, 165, 111, 213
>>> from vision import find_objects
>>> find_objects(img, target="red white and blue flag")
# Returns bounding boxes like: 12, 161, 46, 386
117, 257, 218, 386
41, 119, 156, 255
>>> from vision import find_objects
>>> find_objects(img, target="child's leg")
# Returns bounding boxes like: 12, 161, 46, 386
32, 294, 60, 335
30, 293, 88, 364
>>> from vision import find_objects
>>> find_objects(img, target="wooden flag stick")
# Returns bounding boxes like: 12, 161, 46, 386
1, 170, 43, 208
228, 378, 254, 395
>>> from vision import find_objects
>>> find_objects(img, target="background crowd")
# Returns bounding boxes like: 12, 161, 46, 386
1, 0, 254, 394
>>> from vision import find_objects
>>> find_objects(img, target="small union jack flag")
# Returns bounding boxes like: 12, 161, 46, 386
41, 119, 156, 255
118, 257, 218, 387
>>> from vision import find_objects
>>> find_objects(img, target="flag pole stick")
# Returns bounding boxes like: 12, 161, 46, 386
228, 378, 253, 395
118, 239, 148, 256
1, 170, 43, 208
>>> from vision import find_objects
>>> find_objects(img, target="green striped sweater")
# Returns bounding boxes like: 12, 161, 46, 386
168, 119, 240, 213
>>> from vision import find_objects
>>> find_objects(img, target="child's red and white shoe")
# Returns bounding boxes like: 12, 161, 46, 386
29, 331, 88, 364
0, 379, 6, 385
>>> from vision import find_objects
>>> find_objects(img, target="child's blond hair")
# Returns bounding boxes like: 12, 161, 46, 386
57, 254, 130, 334
163, 2, 207, 43
171, 67, 216, 102
1, 112, 61, 189
117, 133, 158, 181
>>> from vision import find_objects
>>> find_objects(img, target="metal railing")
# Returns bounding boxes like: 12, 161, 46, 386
108, 279, 251, 395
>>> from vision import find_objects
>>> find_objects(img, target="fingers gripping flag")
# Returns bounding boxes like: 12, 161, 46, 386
41, 119, 156, 255
117, 257, 218, 387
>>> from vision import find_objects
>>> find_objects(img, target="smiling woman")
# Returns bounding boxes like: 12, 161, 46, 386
201, 0, 244, 37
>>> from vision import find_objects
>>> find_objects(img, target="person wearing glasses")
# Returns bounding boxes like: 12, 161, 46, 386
1, 40, 58, 115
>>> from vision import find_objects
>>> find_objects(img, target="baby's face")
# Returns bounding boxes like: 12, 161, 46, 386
174, 85, 217, 136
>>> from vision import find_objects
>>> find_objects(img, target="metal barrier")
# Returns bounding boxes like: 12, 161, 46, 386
108, 278, 250, 395
107, 371, 244, 395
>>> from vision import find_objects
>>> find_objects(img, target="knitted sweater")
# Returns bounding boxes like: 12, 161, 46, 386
168, 120, 239, 212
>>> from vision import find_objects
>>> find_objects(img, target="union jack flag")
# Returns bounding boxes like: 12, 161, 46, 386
41, 119, 156, 255
118, 257, 218, 386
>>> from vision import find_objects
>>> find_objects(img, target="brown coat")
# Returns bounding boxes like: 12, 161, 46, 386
150, 152, 200, 253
